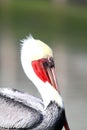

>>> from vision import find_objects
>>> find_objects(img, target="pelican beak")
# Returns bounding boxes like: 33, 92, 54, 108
43, 62, 60, 93
64, 116, 70, 130
32, 57, 60, 93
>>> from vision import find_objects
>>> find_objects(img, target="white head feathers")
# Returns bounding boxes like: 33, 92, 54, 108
21, 35, 53, 62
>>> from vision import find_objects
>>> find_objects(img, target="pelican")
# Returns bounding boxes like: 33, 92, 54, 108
0, 35, 70, 130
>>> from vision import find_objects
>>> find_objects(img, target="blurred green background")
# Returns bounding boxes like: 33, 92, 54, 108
0, 0, 87, 130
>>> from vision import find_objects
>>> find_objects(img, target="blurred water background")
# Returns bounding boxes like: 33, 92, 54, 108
0, 0, 87, 129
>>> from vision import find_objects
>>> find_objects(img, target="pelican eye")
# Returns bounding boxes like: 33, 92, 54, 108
43, 57, 55, 68
48, 57, 55, 68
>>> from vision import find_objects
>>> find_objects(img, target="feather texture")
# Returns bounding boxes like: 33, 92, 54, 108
0, 88, 65, 130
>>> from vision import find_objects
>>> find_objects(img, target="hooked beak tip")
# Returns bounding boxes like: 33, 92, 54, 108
64, 116, 70, 130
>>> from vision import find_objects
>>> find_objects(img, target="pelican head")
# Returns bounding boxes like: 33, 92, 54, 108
21, 35, 63, 108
